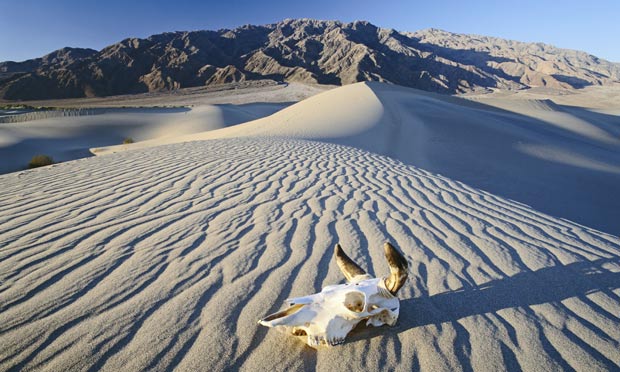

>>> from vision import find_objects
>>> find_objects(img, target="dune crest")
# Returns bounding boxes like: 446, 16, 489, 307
96, 82, 620, 234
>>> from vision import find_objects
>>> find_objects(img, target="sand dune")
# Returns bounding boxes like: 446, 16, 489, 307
0, 103, 287, 174
3, 82, 620, 371
97, 82, 620, 235
1, 138, 619, 371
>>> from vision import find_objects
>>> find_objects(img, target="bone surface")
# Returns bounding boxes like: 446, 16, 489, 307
258, 243, 407, 346
259, 272, 401, 347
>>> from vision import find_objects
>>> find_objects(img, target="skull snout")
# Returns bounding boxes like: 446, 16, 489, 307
343, 291, 366, 313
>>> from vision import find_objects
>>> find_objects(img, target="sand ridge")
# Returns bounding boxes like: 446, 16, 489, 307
0, 82, 331, 175
95, 82, 620, 235
0, 103, 290, 175
1, 138, 619, 371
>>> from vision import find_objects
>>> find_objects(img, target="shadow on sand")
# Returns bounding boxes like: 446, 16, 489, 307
346, 258, 620, 369
399, 258, 620, 328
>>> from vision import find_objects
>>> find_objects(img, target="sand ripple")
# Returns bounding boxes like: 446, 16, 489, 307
1, 138, 618, 371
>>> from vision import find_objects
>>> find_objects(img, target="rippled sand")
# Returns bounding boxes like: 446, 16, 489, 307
1, 138, 618, 371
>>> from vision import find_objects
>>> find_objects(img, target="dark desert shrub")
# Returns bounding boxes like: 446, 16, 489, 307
28, 155, 54, 168
123, 137, 135, 144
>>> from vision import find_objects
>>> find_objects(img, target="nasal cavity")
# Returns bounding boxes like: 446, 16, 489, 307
344, 291, 366, 313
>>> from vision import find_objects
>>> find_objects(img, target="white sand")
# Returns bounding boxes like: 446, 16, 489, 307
1, 138, 619, 371
97, 82, 620, 235
0, 104, 288, 174
0, 82, 329, 175
1, 83, 619, 371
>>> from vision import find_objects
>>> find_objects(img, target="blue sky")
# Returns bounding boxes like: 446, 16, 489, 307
1, 0, 618, 62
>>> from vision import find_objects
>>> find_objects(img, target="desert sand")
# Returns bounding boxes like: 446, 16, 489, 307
96, 82, 620, 235
0, 82, 329, 175
0, 105, 286, 174
1, 83, 619, 371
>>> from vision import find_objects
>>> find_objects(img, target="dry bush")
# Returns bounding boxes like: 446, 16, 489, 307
28, 155, 54, 168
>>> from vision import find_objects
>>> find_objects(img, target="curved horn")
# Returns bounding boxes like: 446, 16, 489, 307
334, 244, 367, 282
383, 242, 408, 295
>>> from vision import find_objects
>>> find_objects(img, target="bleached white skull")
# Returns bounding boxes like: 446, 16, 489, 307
259, 242, 408, 347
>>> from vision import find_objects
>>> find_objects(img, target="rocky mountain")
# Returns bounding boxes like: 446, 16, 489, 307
0, 47, 97, 81
408, 28, 620, 90
1, 19, 619, 100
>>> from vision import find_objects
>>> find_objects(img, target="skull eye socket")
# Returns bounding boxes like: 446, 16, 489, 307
343, 291, 366, 313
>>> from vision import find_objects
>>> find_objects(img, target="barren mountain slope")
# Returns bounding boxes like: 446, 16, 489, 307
2, 19, 619, 100
0, 47, 97, 81
410, 28, 620, 89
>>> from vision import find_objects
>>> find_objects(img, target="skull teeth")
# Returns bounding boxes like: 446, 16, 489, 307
305, 334, 349, 347
307, 336, 321, 347
327, 337, 345, 346
308, 335, 342, 347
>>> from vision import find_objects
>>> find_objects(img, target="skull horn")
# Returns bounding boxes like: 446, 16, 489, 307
334, 244, 367, 282
383, 242, 408, 295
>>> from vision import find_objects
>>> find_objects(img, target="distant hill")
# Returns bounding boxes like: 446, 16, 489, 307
0, 47, 97, 91
1, 19, 619, 100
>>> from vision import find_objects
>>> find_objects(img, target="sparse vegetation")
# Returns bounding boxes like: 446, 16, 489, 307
123, 137, 135, 144
28, 155, 54, 168
0, 104, 62, 110
0, 104, 28, 110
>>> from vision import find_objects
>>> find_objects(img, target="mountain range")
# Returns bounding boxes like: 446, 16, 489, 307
1, 18, 619, 100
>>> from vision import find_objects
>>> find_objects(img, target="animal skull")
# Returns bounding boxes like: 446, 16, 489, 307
259, 242, 408, 347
